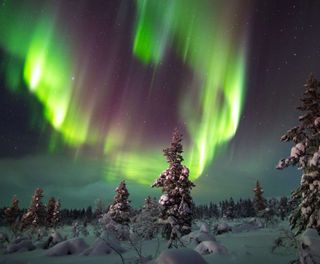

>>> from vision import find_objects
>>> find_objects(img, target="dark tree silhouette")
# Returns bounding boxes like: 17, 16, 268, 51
4, 195, 20, 232
277, 74, 320, 234
278, 196, 290, 220
46, 197, 60, 228
152, 128, 195, 248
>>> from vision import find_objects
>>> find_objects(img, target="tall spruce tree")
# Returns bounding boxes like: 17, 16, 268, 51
277, 74, 320, 234
152, 128, 195, 247
253, 180, 266, 213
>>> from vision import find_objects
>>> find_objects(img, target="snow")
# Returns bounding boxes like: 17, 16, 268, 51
195, 240, 228, 255
299, 228, 320, 263
290, 143, 305, 159
6, 239, 35, 254
215, 223, 232, 234
181, 223, 216, 244
81, 236, 125, 256
232, 218, 263, 233
310, 148, 320, 167
0, 220, 299, 264
154, 248, 208, 264
46, 238, 88, 256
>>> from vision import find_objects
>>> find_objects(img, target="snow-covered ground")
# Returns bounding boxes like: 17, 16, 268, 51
0, 219, 300, 264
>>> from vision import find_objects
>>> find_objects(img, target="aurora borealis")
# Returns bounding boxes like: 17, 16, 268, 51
0, 0, 249, 182
1, 0, 320, 207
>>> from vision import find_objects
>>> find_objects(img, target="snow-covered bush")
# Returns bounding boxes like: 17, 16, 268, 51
131, 196, 161, 240
99, 214, 130, 241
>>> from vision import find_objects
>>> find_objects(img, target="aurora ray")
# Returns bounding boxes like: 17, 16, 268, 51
133, 0, 249, 177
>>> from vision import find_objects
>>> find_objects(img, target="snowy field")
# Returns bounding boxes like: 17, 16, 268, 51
0, 219, 300, 264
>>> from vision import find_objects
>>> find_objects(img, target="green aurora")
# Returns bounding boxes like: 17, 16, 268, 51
0, 0, 249, 184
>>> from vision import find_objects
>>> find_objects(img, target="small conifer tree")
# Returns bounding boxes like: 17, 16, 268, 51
108, 180, 131, 224
21, 188, 46, 230
131, 196, 161, 240
253, 180, 266, 213
5, 195, 20, 233
47, 197, 60, 228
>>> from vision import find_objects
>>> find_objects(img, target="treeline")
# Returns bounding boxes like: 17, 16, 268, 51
0, 196, 292, 227
194, 196, 291, 220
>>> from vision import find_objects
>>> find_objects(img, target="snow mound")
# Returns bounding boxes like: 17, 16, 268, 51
232, 218, 263, 233
182, 223, 216, 244
300, 228, 320, 263
182, 230, 215, 244
215, 223, 232, 234
46, 237, 88, 256
199, 223, 210, 233
12, 236, 30, 244
81, 236, 125, 256
195, 240, 228, 255
6, 239, 35, 254
154, 248, 208, 264
41, 230, 64, 249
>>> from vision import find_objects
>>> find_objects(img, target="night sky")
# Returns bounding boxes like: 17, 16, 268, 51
0, 0, 319, 208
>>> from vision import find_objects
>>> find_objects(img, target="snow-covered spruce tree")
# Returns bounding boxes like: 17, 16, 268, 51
5, 195, 20, 233
277, 74, 320, 235
253, 180, 266, 213
131, 196, 161, 240
99, 180, 131, 240
152, 128, 195, 247
47, 197, 60, 228
108, 180, 131, 224
21, 188, 46, 230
